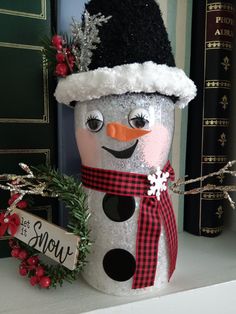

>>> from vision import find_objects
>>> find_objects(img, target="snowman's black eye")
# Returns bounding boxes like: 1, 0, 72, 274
86, 110, 104, 132
130, 114, 148, 128
128, 108, 150, 129
87, 117, 103, 132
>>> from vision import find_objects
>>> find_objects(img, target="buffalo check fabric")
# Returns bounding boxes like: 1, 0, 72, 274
81, 161, 177, 289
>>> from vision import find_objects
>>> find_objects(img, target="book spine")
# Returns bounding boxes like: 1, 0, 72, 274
184, 0, 235, 237
0, 0, 58, 257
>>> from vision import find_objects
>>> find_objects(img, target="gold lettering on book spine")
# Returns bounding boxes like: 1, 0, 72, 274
204, 118, 229, 127
202, 192, 224, 200
216, 206, 224, 219
201, 226, 224, 234
221, 56, 231, 71
202, 156, 227, 163
216, 16, 234, 24
207, 3, 235, 12
205, 80, 231, 89
214, 28, 234, 37
219, 95, 229, 110
206, 41, 232, 50
218, 133, 227, 147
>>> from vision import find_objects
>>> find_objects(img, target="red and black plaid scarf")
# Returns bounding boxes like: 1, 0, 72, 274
81, 161, 177, 289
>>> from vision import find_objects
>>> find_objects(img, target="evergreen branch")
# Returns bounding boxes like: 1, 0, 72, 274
2, 164, 91, 289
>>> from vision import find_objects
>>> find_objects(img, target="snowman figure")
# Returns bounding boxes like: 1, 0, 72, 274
55, 0, 196, 296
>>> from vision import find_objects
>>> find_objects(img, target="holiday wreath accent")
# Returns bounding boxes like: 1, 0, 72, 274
0, 164, 91, 289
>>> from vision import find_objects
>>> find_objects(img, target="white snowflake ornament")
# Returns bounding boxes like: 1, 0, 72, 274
147, 167, 170, 201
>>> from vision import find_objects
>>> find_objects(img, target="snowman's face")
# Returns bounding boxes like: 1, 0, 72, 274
74, 93, 175, 173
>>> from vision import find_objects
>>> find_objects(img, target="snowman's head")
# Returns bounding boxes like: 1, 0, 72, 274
54, 1, 197, 175
75, 93, 175, 174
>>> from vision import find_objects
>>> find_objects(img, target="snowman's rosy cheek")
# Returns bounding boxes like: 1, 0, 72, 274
141, 125, 172, 167
75, 128, 101, 167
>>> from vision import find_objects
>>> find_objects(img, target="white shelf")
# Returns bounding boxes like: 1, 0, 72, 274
1, 231, 236, 314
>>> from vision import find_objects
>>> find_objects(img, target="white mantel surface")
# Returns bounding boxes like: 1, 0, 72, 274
1, 231, 236, 314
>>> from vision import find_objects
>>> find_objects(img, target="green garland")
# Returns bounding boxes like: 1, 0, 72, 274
10, 166, 91, 289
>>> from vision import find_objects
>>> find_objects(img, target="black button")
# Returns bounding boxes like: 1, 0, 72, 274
103, 249, 136, 282
103, 194, 135, 222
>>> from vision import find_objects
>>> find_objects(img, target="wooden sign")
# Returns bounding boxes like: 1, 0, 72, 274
12, 208, 80, 271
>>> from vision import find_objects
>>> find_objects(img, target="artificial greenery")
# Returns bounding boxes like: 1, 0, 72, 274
11, 165, 91, 289
35, 166, 91, 287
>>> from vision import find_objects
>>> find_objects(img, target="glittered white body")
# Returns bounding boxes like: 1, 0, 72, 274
74, 94, 175, 296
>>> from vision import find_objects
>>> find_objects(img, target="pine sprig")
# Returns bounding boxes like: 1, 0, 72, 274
71, 11, 111, 71
32, 165, 92, 287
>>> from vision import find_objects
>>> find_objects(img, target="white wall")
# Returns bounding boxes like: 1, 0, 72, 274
157, 0, 193, 231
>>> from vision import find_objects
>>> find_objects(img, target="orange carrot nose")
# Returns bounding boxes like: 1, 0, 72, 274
106, 122, 151, 142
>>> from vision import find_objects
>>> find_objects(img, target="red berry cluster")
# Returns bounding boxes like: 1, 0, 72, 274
51, 35, 76, 77
9, 239, 51, 289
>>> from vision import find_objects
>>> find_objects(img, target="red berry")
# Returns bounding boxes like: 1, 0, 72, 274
19, 267, 28, 276
18, 250, 28, 260
17, 200, 28, 209
11, 247, 20, 258
55, 63, 68, 77
27, 256, 39, 266
56, 53, 65, 63
39, 276, 51, 288
52, 35, 63, 49
8, 194, 21, 206
30, 276, 39, 286
35, 266, 45, 277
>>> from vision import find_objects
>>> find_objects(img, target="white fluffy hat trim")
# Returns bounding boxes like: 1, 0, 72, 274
54, 61, 197, 108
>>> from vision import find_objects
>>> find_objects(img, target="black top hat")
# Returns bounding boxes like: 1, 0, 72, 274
55, 0, 196, 108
